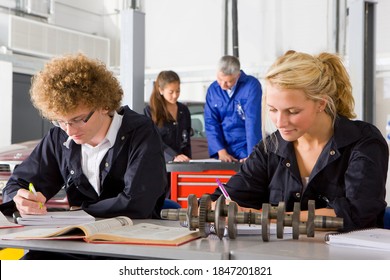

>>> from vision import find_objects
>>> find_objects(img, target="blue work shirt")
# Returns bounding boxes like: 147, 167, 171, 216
204, 70, 262, 160
211, 116, 389, 231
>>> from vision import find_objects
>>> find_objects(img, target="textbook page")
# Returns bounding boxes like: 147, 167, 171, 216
1, 216, 132, 240
325, 228, 390, 251
1, 217, 200, 246
88, 223, 201, 245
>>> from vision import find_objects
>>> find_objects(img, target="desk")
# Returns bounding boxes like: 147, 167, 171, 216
0, 219, 230, 260
229, 232, 390, 260
1, 219, 389, 260
166, 162, 241, 207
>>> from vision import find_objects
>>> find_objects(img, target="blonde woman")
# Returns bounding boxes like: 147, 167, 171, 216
211, 50, 388, 232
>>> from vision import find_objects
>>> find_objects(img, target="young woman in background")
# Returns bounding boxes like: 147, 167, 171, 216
144, 70, 192, 162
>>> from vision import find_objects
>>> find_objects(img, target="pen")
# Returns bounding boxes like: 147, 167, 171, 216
216, 178, 231, 200
12, 211, 21, 223
29, 182, 43, 209
318, 195, 332, 209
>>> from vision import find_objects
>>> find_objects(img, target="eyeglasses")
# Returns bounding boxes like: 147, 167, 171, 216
52, 110, 95, 129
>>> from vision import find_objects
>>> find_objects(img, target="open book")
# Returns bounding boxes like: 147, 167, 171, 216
1, 216, 200, 246
325, 228, 390, 251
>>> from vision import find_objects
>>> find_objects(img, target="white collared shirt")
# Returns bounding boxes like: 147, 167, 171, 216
226, 88, 233, 98
72, 111, 123, 195
225, 81, 238, 98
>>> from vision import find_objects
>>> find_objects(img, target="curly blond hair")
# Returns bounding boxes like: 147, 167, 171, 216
30, 53, 123, 120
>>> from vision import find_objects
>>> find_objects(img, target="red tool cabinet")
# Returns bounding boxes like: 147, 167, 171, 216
166, 162, 241, 208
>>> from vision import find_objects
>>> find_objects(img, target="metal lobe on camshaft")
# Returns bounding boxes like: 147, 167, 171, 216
214, 195, 227, 239
227, 202, 238, 239
198, 194, 212, 237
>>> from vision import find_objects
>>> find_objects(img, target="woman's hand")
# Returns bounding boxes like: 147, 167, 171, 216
173, 154, 191, 162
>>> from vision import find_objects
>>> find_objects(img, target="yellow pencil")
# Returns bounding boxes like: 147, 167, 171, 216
29, 183, 43, 209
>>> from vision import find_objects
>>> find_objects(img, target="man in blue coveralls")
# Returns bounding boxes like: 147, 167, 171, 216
204, 55, 262, 162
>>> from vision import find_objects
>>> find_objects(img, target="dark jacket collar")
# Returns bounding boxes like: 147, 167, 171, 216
118, 105, 148, 135
273, 115, 361, 158
332, 115, 362, 148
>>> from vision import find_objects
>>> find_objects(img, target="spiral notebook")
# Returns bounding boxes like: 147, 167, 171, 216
325, 228, 390, 251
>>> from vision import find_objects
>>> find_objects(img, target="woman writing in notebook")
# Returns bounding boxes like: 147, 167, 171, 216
144, 70, 192, 162
211, 50, 388, 231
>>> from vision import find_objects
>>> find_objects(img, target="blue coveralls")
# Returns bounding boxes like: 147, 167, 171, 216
204, 70, 262, 159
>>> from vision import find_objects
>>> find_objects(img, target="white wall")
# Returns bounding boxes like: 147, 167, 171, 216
144, 0, 224, 69
143, 0, 337, 102
0, 60, 12, 147
143, 0, 334, 70
375, 1, 390, 204
54, 0, 106, 34
377, 0, 390, 54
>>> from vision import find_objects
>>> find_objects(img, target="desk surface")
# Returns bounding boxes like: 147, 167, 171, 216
0, 219, 230, 260
229, 232, 390, 260
1, 219, 389, 260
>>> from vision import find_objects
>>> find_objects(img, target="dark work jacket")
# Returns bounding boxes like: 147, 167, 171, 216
211, 116, 388, 231
2, 106, 168, 219
144, 102, 192, 162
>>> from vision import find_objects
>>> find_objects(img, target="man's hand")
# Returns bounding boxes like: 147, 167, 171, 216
13, 188, 47, 215
218, 149, 238, 162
